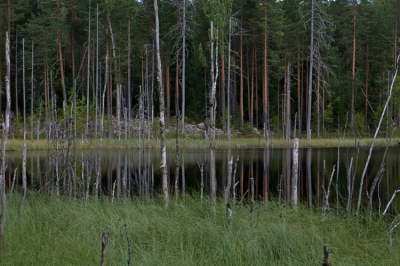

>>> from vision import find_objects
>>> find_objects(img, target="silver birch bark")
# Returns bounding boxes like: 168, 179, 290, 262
0, 31, 11, 247
154, 0, 169, 207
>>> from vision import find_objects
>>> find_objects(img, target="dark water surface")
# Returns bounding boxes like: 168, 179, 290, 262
5, 145, 400, 212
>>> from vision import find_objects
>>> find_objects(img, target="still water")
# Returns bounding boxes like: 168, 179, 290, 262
4, 146, 400, 212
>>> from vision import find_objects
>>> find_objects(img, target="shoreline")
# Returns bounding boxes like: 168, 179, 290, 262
4, 136, 399, 151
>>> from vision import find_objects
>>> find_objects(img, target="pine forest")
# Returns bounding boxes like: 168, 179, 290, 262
1, 0, 400, 140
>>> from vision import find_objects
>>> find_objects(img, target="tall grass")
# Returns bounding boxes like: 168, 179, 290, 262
2, 193, 399, 265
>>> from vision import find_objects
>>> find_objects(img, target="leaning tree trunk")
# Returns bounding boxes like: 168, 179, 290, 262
154, 0, 168, 208
356, 54, 400, 216
0, 31, 11, 249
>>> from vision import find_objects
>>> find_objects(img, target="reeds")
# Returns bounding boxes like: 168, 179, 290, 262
2, 193, 399, 265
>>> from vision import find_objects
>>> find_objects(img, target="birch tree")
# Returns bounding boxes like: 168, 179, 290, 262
0, 31, 11, 248
154, 0, 169, 207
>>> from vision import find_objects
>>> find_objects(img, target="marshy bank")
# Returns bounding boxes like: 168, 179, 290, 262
2, 193, 400, 265
4, 136, 400, 151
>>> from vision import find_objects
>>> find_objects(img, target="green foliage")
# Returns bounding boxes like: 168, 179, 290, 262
354, 111, 366, 135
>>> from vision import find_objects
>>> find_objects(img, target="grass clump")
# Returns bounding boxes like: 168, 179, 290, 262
2, 193, 399, 265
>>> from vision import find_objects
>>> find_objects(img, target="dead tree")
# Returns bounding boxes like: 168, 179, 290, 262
154, 0, 169, 208
0, 31, 12, 248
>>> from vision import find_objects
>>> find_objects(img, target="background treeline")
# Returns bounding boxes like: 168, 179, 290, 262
0, 0, 399, 139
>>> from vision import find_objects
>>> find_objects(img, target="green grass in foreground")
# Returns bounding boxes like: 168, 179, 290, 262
5, 136, 400, 151
2, 193, 399, 265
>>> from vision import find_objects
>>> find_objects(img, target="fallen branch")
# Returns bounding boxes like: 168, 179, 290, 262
383, 189, 400, 216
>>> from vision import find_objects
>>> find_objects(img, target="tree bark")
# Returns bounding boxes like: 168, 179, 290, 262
263, 1, 269, 144
154, 0, 169, 207
351, 0, 356, 125
307, 0, 314, 140
181, 0, 186, 134
0, 31, 11, 248
57, 1, 67, 114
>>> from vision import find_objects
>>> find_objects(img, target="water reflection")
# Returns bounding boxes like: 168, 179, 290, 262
4, 146, 400, 212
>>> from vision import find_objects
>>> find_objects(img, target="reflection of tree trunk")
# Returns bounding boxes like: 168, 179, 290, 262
307, 148, 312, 208
263, 148, 270, 201
346, 156, 353, 214
175, 115, 180, 202
240, 154, 244, 198
291, 139, 299, 205
210, 149, 216, 212
285, 148, 291, 201
182, 154, 185, 202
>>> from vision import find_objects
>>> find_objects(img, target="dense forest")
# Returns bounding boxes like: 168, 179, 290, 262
1, 0, 399, 140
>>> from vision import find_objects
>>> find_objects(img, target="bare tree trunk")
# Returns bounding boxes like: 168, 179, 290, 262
181, 0, 186, 134
356, 55, 400, 216
175, 113, 180, 201
166, 64, 170, 128
307, 0, 314, 140
15, 31, 18, 123
263, 1, 269, 145
95, 4, 99, 138
127, 20, 131, 138
175, 52, 180, 120
154, 0, 168, 208
18, 144, 27, 214
227, 16, 232, 141
0, 31, 11, 248
57, 1, 67, 115
108, 16, 121, 140
31, 41, 34, 141
23, 39, 26, 140
285, 62, 291, 140
351, 0, 356, 125
209, 21, 218, 211
240, 11, 244, 129
86, 2, 91, 137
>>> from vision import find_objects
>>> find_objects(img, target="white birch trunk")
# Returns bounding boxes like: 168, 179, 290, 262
154, 0, 168, 207
1, 32, 12, 246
